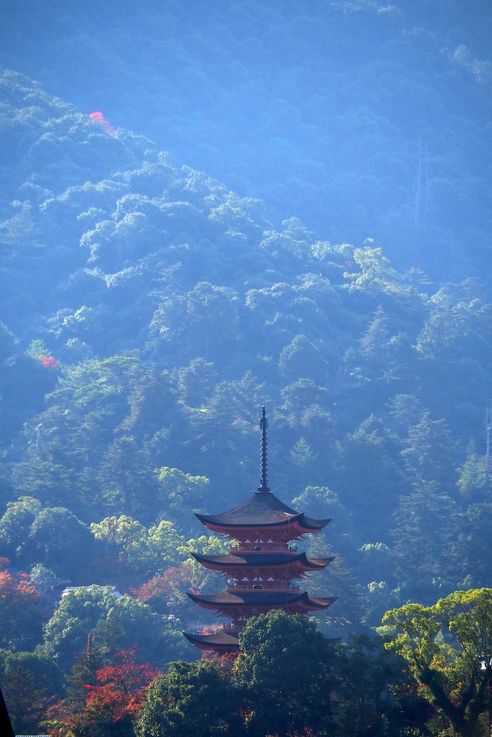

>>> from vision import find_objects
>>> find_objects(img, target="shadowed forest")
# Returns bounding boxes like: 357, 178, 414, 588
0, 2, 491, 735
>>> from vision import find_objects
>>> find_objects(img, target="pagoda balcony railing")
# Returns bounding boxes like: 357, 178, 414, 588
229, 543, 298, 553
226, 583, 301, 593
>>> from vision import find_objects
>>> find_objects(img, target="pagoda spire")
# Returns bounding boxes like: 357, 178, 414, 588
257, 406, 270, 494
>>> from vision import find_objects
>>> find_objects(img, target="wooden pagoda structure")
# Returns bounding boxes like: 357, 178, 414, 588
184, 408, 336, 653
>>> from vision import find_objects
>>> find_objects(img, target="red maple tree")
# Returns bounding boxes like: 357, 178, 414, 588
0, 568, 40, 616
0, 566, 41, 651
83, 647, 159, 722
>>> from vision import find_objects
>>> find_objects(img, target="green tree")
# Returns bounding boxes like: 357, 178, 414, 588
416, 290, 492, 362
392, 482, 460, 602
149, 281, 240, 363
11, 355, 145, 516
154, 466, 209, 517
458, 442, 488, 499
27, 506, 94, 577
289, 435, 317, 468
343, 246, 405, 296
29, 563, 59, 594
401, 412, 456, 487
337, 415, 404, 538
0, 496, 42, 563
233, 610, 334, 736
456, 502, 492, 588
136, 660, 243, 737
280, 378, 331, 429
360, 307, 390, 359
65, 636, 106, 711
381, 588, 492, 737
332, 635, 433, 737
90, 515, 185, 575
291, 484, 354, 560
386, 394, 423, 432
279, 334, 327, 384
0, 651, 62, 734
0, 498, 93, 576
42, 585, 185, 671
177, 357, 217, 407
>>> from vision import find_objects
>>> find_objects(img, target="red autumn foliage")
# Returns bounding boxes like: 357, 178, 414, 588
198, 624, 223, 634
84, 647, 159, 722
203, 648, 239, 671
44, 649, 159, 735
88, 111, 116, 135
0, 569, 41, 648
0, 569, 40, 609
41, 355, 61, 369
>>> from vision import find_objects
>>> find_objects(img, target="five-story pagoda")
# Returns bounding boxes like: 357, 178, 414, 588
184, 408, 336, 653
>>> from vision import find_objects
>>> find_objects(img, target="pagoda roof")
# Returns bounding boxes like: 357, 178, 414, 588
191, 551, 333, 571
187, 590, 336, 610
195, 490, 330, 531
183, 630, 239, 652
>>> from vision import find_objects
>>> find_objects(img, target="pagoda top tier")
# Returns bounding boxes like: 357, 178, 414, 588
195, 407, 330, 535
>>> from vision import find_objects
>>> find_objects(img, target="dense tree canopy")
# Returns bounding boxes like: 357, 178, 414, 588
136, 660, 242, 737
0, 68, 490, 656
41, 586, 186, 671
234, 610, 334, 736
2, 1, 492, 281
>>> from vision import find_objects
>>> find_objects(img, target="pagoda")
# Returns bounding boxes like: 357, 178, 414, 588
184, 408, 336, 653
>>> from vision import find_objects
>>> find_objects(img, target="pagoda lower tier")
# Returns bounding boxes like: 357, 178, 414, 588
184, 628, 240, 653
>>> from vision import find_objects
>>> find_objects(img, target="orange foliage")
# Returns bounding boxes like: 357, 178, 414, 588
133, 565, 194, 605
84, 647, 159, 722
47, 648, 159, 734
203, 649, 239, 671
0, 569, 40, 610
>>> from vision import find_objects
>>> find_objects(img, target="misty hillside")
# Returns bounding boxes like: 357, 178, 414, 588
1, 0, 492, 281
1, 69, 491, 624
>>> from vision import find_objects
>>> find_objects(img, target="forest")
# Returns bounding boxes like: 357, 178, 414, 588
0, 2, 491, 736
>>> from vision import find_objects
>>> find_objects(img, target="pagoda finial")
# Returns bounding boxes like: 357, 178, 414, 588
257, 406, 270, 493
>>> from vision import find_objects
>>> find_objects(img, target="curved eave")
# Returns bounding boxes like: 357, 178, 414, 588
195, 516, 331, 538
191, 552, 335, 571
183, 631, 239, 652
195, 511, 303, 532
299, 514, 332, 531
309, 556, 335, 569
187, 590, 337, 611
308, 596, 338, 609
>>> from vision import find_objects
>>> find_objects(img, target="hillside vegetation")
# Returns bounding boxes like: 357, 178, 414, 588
1, 71, 491, 628
1, 0, 492, 279
0, 3, 491, 732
